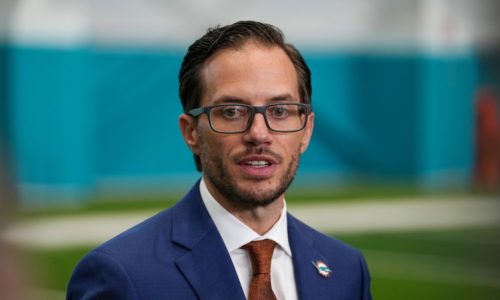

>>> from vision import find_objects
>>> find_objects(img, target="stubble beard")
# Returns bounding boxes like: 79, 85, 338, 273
199, 140, 300, 209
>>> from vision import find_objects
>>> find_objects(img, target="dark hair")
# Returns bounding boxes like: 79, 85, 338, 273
179, 20, 312, 171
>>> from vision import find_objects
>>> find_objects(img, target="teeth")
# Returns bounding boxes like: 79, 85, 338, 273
245, 160, 270, 167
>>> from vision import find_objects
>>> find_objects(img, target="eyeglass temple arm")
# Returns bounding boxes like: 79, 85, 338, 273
187, 107, 205, 117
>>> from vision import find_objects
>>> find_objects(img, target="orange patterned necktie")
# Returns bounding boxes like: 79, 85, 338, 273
242, 239, 277, 300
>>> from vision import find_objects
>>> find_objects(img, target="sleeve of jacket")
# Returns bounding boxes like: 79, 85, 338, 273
66, 250, 139, 300
359, 251, 372, 300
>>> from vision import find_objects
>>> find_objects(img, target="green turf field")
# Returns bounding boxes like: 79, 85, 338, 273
337, 227, 500, 299
9, 187, 499, 299
20, 225, 500, 299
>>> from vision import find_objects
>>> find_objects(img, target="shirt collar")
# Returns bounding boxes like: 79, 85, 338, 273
199, 178, 292, 256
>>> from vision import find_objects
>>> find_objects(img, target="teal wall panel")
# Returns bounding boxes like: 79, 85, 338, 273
9, 46, 94, 202
303, 54, 358, 174
352, 54, 420, 177
418, 54, 478, 186
91, 49, 192, 176
0, 43, 7, 152
5, 46, 479, 202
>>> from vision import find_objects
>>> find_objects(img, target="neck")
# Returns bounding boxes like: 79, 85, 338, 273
230, 201, 284, 235
203, 178, 284, 235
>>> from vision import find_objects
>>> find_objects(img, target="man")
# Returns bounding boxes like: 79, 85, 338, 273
67, 20, 371, 300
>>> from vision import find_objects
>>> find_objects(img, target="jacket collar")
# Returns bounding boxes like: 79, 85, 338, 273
172, 181, 246, 300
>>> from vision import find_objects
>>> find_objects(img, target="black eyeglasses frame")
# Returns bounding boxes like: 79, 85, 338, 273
187, 102, 312, 134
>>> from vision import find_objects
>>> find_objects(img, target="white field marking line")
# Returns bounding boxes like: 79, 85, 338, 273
363, 249, 500, 288
289, 195, 500, 234
1, 195, 499, 249
1, 210, 160, 249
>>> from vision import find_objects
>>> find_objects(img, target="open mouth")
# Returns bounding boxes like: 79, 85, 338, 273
243, 160, 271, 168
237, 155, 278, 177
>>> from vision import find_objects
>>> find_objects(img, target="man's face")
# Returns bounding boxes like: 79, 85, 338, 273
181, 41, 314, 208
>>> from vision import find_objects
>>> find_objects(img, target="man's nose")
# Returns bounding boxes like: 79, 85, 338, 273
243, 113, 271, 144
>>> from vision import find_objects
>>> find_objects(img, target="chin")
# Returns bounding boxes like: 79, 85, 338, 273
230, 181, 285, 208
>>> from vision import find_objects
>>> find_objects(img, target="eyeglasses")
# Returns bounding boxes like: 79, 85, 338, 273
188, 103, 312, 134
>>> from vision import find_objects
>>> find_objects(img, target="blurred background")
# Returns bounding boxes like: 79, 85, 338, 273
0, 0, 499, 299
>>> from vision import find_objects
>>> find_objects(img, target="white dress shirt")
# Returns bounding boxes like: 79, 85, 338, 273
199, 179, 298, 300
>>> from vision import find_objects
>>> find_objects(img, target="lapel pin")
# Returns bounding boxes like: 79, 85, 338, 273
312, 260, 332, 278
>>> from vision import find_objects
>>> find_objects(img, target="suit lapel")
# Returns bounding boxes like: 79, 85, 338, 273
288, 214, 336, 299
172, 182, 245, 300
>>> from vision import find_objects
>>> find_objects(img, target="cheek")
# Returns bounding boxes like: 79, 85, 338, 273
198, 128, 235, 159
282, 135, 306, 156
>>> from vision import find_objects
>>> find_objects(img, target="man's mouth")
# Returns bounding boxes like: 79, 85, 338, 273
244, 160, 271, 168
237, 155, 279, 177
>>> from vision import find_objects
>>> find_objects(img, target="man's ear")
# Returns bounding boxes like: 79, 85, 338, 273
299, 112, 314, 154
179, 114, 200, 155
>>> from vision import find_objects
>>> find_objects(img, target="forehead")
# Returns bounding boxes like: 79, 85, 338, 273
199, 42, 299, 105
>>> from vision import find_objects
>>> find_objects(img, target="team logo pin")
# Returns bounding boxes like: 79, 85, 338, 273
312, 260, 332, 278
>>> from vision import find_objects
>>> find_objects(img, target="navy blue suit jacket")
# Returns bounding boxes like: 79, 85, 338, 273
67, 182, 371, 299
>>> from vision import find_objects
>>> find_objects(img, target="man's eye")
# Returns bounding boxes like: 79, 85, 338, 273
221, 107, 246, 119
269, 106, 290, 118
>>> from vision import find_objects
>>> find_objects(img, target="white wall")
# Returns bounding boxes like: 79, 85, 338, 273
6, 0, 500, 50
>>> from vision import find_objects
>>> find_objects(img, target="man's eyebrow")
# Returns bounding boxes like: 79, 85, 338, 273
212, 93, 297, 105
212, 96, 246, 104
270, 94, 295, 101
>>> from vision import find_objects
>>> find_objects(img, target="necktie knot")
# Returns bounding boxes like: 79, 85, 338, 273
243, 239, 276, 275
